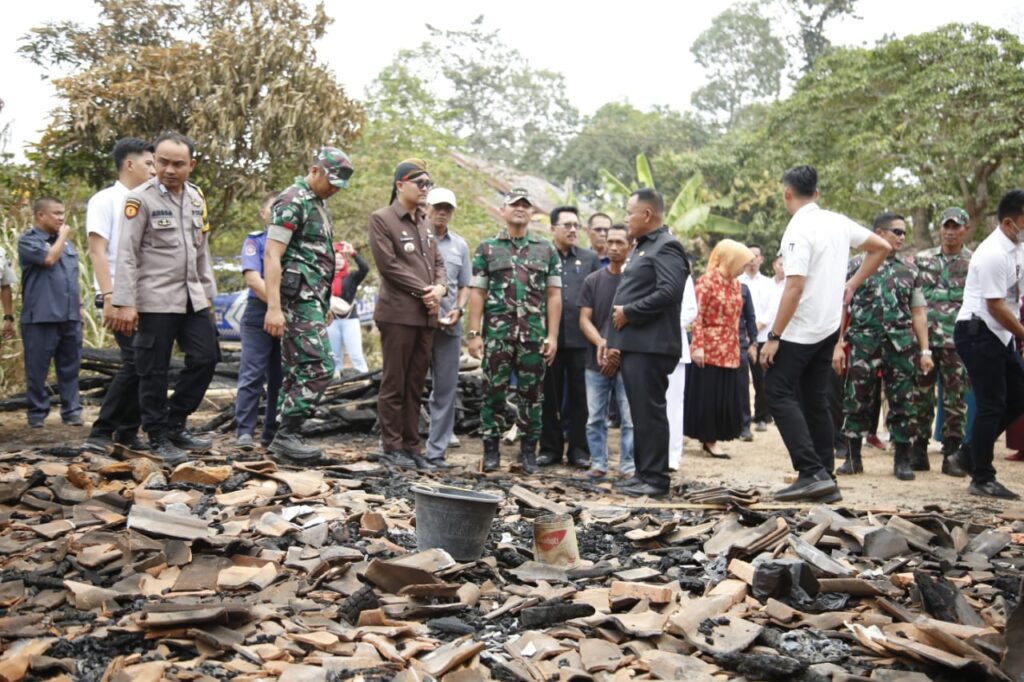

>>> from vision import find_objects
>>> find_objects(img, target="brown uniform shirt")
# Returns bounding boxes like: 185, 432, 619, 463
368, 201, 446, 327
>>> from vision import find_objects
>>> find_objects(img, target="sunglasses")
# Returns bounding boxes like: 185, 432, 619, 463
404, 178, 434, 191
886, 228, 907, 237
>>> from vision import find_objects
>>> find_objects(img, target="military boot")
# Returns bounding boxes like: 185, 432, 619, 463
482, 438, 500, 472
893, 443, 915, 481
519, 439, 539, 474
269, 420, 322, 463
837, 438, 863, 475
910, 437, 930, 471
941, 438, 968, 478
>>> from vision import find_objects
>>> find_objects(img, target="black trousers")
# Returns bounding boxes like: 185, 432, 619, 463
540, 347, 589, 459
90, 328, 142, 440
620, 351, 677, 489
954, 320, 1024, 484
766, 331, 839, 478
750, 342, 770, 423
134, 304, 219, 435
740, 347, 752, 431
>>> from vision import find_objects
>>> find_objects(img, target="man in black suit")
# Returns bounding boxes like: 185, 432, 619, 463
604, 189, 689, 497
539, 205, 602, 467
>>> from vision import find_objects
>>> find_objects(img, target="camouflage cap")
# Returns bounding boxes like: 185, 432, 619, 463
504, 187, 534, 207
939, 207, 968, 226
314, 147, 354, 188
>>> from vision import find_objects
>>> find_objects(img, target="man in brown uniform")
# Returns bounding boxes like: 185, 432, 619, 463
369, 159, 447, 469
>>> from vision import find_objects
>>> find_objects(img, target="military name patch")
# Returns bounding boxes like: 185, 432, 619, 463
124, 199, 141, 219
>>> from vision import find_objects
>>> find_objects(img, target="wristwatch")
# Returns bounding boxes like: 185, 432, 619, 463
2, 314, 12, 322
467, 330, 481, 339
767, 330, 781, 342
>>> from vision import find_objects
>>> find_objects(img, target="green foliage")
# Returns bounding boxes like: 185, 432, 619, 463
19, 0, 364, 232
548, 102, 708, 204
690, 3, 787, 125
369, 16, 580, 174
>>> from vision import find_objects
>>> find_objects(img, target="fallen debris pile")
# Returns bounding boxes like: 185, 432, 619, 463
1, 438, 1023, 681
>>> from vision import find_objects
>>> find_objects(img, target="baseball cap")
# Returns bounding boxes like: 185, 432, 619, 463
504, 187, 534, 206
314, 147, 354, 188
427, 187, 457, 208
939, 207, 968, 226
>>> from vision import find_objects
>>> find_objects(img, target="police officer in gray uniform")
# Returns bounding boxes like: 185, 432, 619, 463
112, 132, 219, 465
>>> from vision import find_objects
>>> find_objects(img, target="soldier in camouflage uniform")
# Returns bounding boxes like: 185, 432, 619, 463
912, 207, 972, 477
466, 188, 562, 473
263, 147, 354, 463
835, 212, 935, 480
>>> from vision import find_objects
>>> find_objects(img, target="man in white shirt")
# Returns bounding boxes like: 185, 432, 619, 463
738, 245, 775, 435
84, 137, 155, 452
760, 165, 891, 503
950, 189, 1024, 500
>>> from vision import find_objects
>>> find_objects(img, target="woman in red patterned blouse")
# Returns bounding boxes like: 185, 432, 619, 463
684, 240, 755, 458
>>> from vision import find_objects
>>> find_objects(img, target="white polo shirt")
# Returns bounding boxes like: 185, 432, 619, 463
956, 226, 1024, 346
738, 270, 776, 343
779, 203, 872, 344
85, 180, 129, 294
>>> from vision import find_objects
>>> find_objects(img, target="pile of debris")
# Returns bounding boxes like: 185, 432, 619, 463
1, 436, 1023, 681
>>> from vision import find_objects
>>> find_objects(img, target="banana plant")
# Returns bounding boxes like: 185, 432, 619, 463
600, 153, 746, 238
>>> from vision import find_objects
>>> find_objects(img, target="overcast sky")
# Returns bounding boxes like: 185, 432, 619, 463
2, 0, 1021, 160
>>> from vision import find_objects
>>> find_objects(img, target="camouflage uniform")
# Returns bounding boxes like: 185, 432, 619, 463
471, 229, 562, 440
913, 245, 971, 443
842, 254, 926, 444
268, 177, 336, 421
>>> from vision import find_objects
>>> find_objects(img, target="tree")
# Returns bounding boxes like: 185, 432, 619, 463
547, 102, 708, 204
368, 16, 580, 174
707, 23, 1024, 249
690, 4, 787, 126
777, 0, 861, 73
19, 0, 364, 233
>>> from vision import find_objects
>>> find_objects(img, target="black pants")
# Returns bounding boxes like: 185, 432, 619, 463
740, 347, 752, 432
134, 304, 219, 436
750, 342, 770, 423
90, 328, 142, 440
620, 351, 677, 490
540, 347, 589, 459
766, 331, 839, 478
954, 320, 1024, 484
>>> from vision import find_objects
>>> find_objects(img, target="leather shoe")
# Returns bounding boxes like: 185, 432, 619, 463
408, 452, 438, 471
380, 451, 419, 469
613, 476, 644, 489
969, 479, 1020, 500
149, 435, 189, 467
168, 427, 212, 452
426, 457, 453, 470
619, 482, 668, 498
740, 430, 754, 442
702, 443, 730, 459
116, 433, 151, 451
536, 452, 561, 467
583, 468, 606, 479
774, 472, 838, 502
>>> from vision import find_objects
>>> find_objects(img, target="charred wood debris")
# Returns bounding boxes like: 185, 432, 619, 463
0, 353, 1022, 680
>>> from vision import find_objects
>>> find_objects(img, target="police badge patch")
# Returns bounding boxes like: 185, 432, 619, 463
124, 199, 141, 219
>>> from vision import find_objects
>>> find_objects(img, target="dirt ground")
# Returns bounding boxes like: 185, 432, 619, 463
4, 404, 1024, 516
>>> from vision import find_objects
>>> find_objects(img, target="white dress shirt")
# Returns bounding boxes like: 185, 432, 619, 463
956, 226, 1024, 346
738, 271, 775, 343
85, 181, 130, 294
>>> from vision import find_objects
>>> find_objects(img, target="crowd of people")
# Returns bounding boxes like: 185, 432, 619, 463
7, 133, 1024, 503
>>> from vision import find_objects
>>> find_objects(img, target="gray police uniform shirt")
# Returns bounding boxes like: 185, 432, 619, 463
112, 178, 216, 313
436, 229, 471, 337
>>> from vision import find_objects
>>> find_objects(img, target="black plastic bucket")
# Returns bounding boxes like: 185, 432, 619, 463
412, 484, 503, 561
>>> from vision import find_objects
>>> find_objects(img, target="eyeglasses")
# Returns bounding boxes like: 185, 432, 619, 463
556, 221, 580, 229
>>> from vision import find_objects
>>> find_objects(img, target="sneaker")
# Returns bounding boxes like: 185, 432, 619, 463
236, 433, 255, 451
85, 433, 115, 452
754, 422, 768, 433
865, 434, 888, 451
968, 479, 1020, 500
583, 468, 607, 479
740, 430, 754, 442
818, 489, 844, 504
447, 434, 461, 449
63, 415, 84, 426
774, 471, 838, 502
167, 427, 212, 452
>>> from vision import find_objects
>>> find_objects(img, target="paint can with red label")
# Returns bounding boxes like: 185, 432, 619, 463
532, 513, 579, 567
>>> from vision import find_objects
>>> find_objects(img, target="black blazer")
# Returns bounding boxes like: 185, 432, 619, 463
739, 283, 757, 352
606, 226, 688, 357
558, 245, 602, 349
